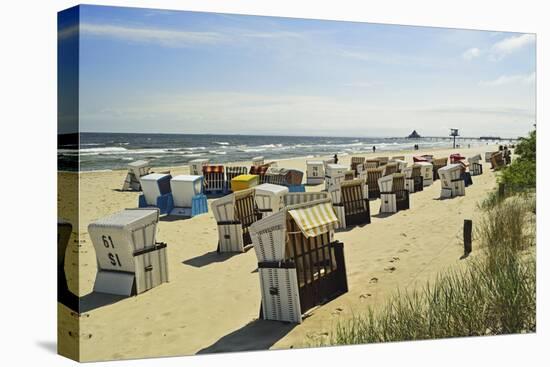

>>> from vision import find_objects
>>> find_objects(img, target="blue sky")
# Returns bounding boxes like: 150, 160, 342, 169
62, 5, 536, 137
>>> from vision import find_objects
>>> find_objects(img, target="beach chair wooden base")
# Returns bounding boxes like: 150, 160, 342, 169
380, 193, 397, 213
94, 242, 169, 296
462, 172, 473, 187
216, 223, 254, 253
423, 177, 433, 187
440, 180, 465, 198
307, 177, 324, 185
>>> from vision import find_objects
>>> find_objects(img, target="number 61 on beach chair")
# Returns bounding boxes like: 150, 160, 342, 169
88, 208, 169, 296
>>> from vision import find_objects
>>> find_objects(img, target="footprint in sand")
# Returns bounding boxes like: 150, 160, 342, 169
331, 307, 344, 316
369, 277, 378, 283
384, 266, 397, 272
398, 248, 409, 253
400, 233, 408, 237
360, 293, 372, 299
389, 256, 400, 263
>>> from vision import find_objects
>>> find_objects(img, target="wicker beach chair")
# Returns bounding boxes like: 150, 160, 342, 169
350, 156, 365, 176
211, 188, 262, 253
417, 162, 433, 186
468, 155, 483, 176
375, 157, 389, 166
330, 178, 370, 228
378, 173, 410, 213
391, 156, 405, 161
306, 160, 325, 185
122, 160, 151, 191
438, 164, 465, 198
403, 164, 424, 193
365, 159, 380, 169
325, 163, 347, 191
203, 165, 227, 195
250, 198, 348, 323
189, 158, 210, 176
363, 167, 384, 199
382, 162, 398, 176
255, 183, 289, 218
432, 157, 448, 181
88, 208, 169, 296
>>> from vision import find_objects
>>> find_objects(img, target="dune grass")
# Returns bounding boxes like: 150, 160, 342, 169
321, 196, 536, 346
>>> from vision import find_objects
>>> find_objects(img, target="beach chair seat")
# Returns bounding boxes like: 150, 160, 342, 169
189, 158, 210, 176
306, 160, 325, 185
350, 157, 365, 176
250, 198, 348, 323
203, 165, 227, 195
88, 209, 169, 296
379, 173, 410, 213
255, 183, 289, 218
362, 167, 384, 199
375, 157, 389, 166
211, 189, 261, 253
225, 166, 248, 189
403, 164, 424, 193
231, 174, 260, 192
417, 161, 434, 186
169, 175, 208, 217
283, 191, 330, 206
391, 155, 405, 161
382, 162, 398, 176
438, 164, 465, 198
330, 178, 370, 228
432, 157, 448, 181
122, 160, 151, 191
364, 159, 380, 169
138, 173, 174, 215
325, 163, 347, 191
265, 167, 305, 192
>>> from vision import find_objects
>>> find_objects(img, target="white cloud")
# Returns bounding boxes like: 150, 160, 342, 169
479, 72, 535, 86
490, 34, 535, 60
462, 47, 481, 60
80, 23, 226, 47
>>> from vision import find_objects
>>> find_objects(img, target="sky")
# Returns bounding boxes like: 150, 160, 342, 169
59, 5, 536, 138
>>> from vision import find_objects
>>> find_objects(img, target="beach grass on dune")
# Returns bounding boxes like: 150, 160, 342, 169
320, 196, 536, 346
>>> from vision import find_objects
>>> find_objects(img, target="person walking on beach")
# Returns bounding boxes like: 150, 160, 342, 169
372, 146, 376, 153
333, 154, 338, 164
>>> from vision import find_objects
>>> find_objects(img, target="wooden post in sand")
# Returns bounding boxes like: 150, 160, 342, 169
463, 219, 473, 255
498, 183, 505, 199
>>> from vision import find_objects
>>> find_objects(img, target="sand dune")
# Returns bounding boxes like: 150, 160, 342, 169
58, 145, 499, 361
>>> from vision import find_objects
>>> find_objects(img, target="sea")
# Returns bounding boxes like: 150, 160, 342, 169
58, 132, 496, 172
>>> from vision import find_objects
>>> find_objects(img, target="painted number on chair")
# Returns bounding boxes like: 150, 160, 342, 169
102, 235, 122, 267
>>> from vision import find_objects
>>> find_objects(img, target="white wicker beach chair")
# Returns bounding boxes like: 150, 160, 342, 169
438, 164, 465, 198
416, 161, 433, 186
255, 183, 289, 218
250, 198, 348, 323
306, 160, 325, 185
325, 163, 347, 191
329, 178, 370, 229
122, 160, 151, 191
211, 188, 261, 253
189, 158, 210, 176
88, 208, 168, 296
378, 173, 410, 213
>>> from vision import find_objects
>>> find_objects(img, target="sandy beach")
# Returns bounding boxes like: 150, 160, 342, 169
58, 144, 500, 361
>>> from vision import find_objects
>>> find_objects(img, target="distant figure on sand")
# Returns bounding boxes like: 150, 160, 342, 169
333, 154, 338, 164
372, 146, 376, 153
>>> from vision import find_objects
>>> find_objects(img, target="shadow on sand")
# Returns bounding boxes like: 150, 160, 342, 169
182, 251, 240, 268
78, 292, 129, 313
197, 319, 296, 354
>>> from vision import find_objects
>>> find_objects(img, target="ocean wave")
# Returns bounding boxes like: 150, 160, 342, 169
214, 141, 230, 145
80, 146, 128, 153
